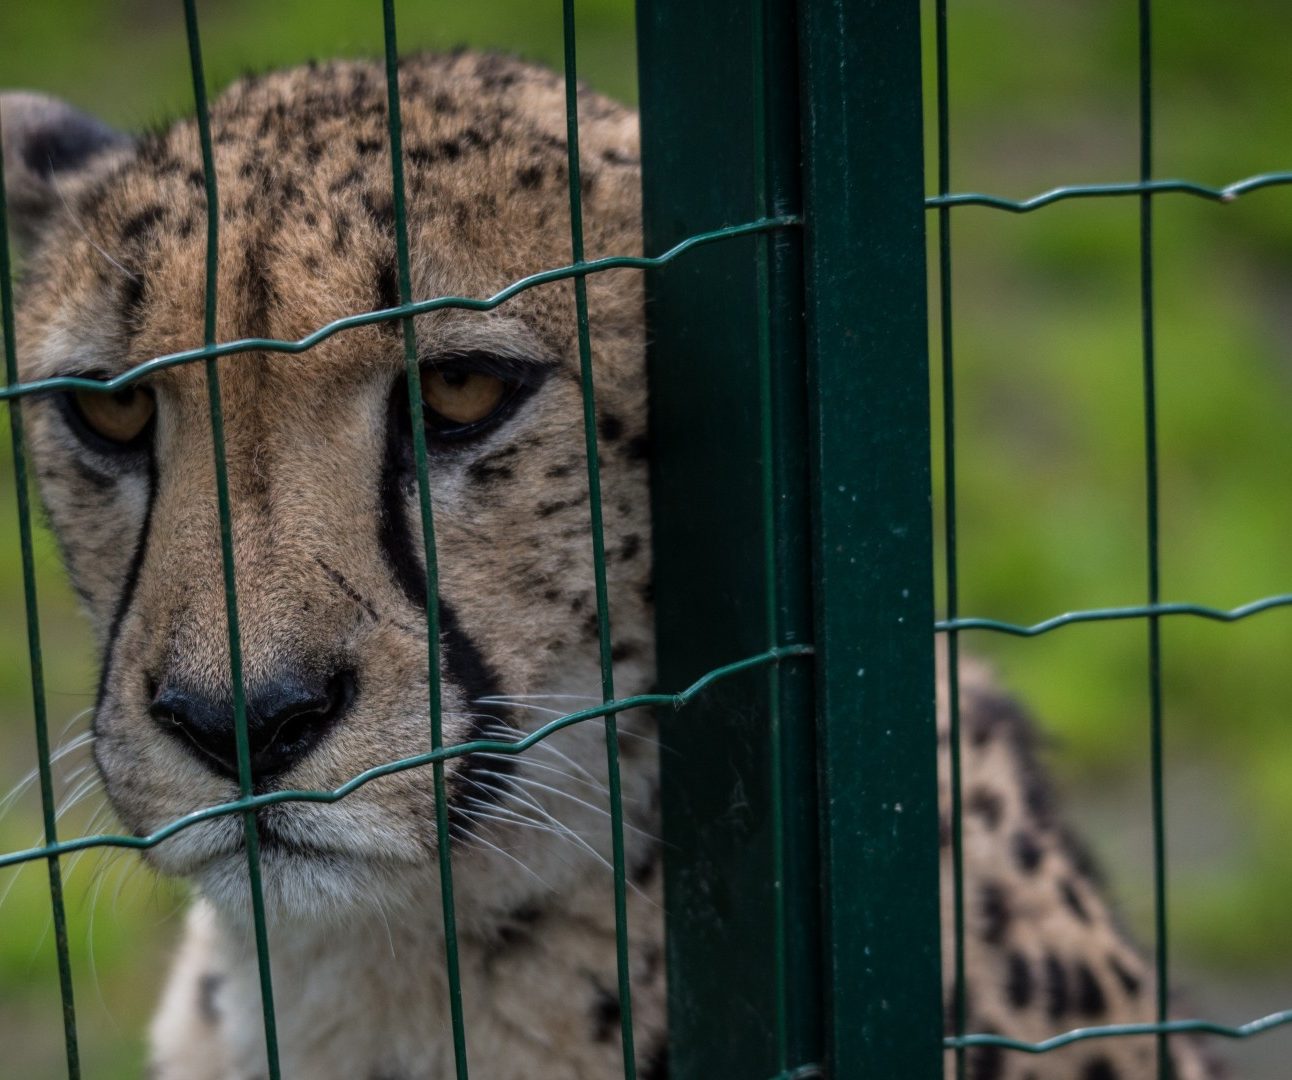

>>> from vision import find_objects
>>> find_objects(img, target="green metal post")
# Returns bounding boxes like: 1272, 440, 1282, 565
637, 1, 820, 1077
798, 1, 943, 1078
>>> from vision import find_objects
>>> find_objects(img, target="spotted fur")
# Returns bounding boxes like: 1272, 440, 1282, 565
1, 55, 1218, 1078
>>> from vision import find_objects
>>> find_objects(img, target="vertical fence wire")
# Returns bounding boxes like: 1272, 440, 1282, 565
1137, 1, 1171, 1076
181, 2, 282, 1075
379, 3, 471, 1076
0, 111, 83, 1080
933, 2, 966, 1079
559, 0, 636, 1073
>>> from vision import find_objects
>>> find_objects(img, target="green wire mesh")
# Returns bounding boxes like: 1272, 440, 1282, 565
935, 0, 1292, 1073
3, 0, 1292, 1078
0, 4, 806, 1078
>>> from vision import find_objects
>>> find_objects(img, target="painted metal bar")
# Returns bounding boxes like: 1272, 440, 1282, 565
0, 99, 82, 1080
181, 3, 281, 1075
558, 1, 636, 1073
933, 1, 966, 1077
798, 0, 942, 1076
637, 0, 819, 1074
1136, 2, 1171, 1075
379, 3, 470, 1075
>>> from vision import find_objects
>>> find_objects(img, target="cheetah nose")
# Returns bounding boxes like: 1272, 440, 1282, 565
149, 668, 357, 783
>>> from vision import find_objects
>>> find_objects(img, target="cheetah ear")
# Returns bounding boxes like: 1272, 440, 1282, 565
1, 92, 130, 253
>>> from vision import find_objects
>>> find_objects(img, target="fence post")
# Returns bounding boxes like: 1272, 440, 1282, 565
637, 1, 820, 1077
798, 1, 943, 1077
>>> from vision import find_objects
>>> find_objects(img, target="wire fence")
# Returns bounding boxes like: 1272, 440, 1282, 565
2, 0, 1291, 1078
934, 0, 1292, 1077
0, 1, 803, 1077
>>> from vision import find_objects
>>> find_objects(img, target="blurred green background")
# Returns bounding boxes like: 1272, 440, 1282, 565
3, 0, 1292, 1076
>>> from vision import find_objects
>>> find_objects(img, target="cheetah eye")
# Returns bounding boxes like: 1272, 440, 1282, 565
420, 365, 516, 438
69, 385, 156, 449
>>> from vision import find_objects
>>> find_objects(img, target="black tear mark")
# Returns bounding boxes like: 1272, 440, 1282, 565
314, 556, 380, 623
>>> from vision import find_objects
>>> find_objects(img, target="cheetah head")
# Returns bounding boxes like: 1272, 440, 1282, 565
1, 55, 656, 927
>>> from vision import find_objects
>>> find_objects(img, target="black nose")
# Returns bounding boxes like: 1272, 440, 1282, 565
150, 668, 356, 783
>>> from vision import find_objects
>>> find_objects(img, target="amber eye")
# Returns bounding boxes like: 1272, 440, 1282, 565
71, 386, 156, 447
420, 367, 510, 432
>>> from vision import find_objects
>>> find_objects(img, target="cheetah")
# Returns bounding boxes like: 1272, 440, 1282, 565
1, 55, 1219, 1079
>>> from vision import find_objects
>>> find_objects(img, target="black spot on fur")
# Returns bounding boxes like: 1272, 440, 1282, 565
467, 453, 514, 484
1060, 879, 1091, 924
1082, 1057, 1118, 1080
1005, 951, 1033, 1009
590, 984, 621, 1042
1044, 953, 1068, 1018
599, 413, 623, 441
72, 458, 115, 492
1074, 963, 1107, 1017
516, 164, 543, 189
1012, 830, 1043, 873
966, 787, 1003, 830
1108, 954, 1142, 998
631, 847, 659, 886
979, 882, 1010, 945
376, 259, 400, 324
624, 433, 650, 461
620, 534, 641, 562
197, 972, 224, 1025
121, 274, 147, 328
611, 642, 636, 662
545, 462, 574, 479
967, 1039, 1005, 1080
355, 137, 382, 156
360, 192, 395, 232
121, 205, 166, 243
328, 167, 364, 194
538, 497, 582, 518
640, 1039, 668, 1080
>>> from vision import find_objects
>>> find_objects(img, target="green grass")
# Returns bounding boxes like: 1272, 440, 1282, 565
3, 0, 1292, 1075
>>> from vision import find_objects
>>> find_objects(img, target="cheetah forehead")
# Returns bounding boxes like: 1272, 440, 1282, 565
14, 52, 643, 393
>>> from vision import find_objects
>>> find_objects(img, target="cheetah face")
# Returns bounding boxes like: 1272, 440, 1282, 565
2, 56, 656, 925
